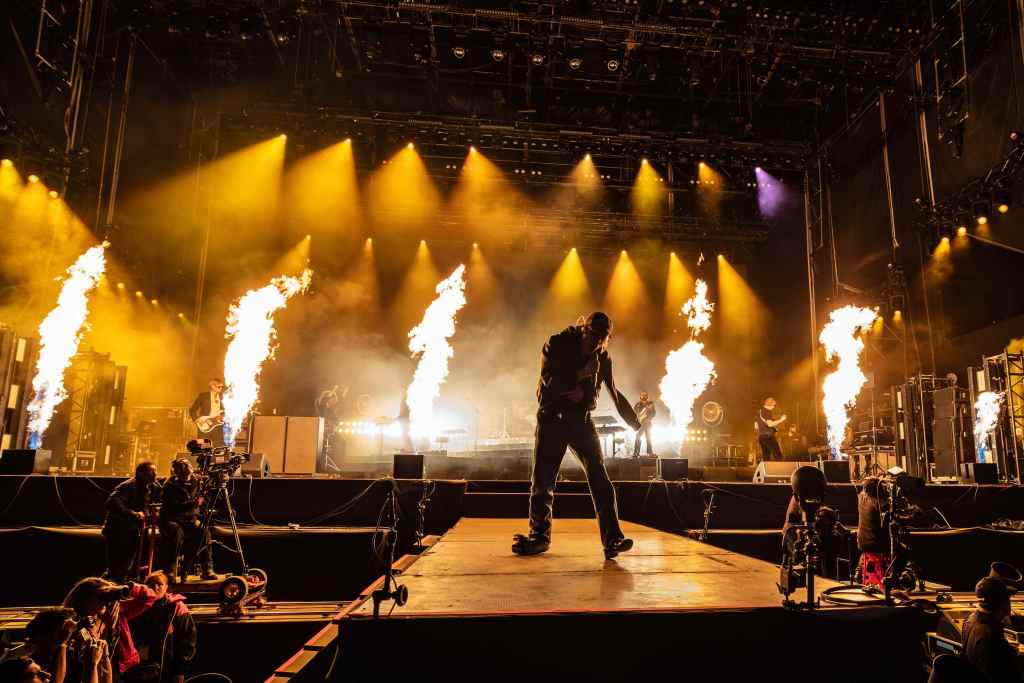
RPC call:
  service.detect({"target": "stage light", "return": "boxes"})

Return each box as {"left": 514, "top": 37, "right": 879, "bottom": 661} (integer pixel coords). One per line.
{"left": 941, "top": 236, "right": 950, "bottom": 244}
{"left": 755, "top": 166, "right": 762, "bottom": 172}
{"left": 957, "top": 226, "right": 968, "bottom": 237}
{"left": 151, "top": 299, "right": 158, "bottom": 305}
{"left": 28, "top": 174, "right": 39, "bottom": 183}
{"left": 453, "top": 46, "right": 466, "bottom": 59}
{"left": 585, "top": 153, "right": 591, "bottom": 161}
{"left": 1, "top": 159, "right": 11, "bottom": 167}
{"left": 606, "top": 59, "right": 620, "bottom": 72}
{"left": 531, "top": 54, "right": 545, "bottom": 65}
{"left": 469, "top": 146, "right": 477, "bottom": 153}
{"left": 999, "top": 203, "right": 1010, "bottom": 214}
{"left": 420, "top": 239, "right": 426, "bottom": 245}
{"left": 366, "top": 237, "right": 373, "bottom": 244}
{"left": 116, "top": 282, "right": 125, "bottom": 289}
{"left": 135, "top": 291, "right": 143, "bottom": 298}
{"left": 178, "top": 313, "right": 186, "bottom": 319}
{"left": 994, "top": 190, "right": 1011, "bottom": 213}
{"left": 491, "top": 49, "right": 506, "bottom": 62}
{"left": 344, "top": 138, "right": 351, "bottom": 144}
{"left": 641, "top": 158, "right": 648, "bottom": 165}
{"left": 279, "top": 134, "right": 287, "bottom": 140}
{"left": 621, "top": 249, "right": 627, "bottom": 255}
{"left": 407, "top": 142, "right": 414, "bottom": 149}
{"left": 569, "top": 57, "right": 582, "bottom": 70}
{"left": 48, "top": 190, "right": 59, "bottom": 199}
{"left": 698, "top": 161, "right": 705, "bottom": 168}
{"left": 571, "top": 247, "right": 577, "bottom": 252}
{"left": 305, "top": 234, "right": 311, "bottom": 240}
{"left": 974, "top": 201, "right": 990, "bottom": 225}
{"left": 472, "top": 242, "right": 478, "bottom": 248}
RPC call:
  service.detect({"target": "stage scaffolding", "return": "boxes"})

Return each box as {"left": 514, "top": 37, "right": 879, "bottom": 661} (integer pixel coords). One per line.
{"left": 969, "top": 353, "right": 1024, "bottom": 483}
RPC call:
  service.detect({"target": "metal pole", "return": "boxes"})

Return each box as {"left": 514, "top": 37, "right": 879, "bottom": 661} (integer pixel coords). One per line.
{"left": 967, "top": 232, "right": 1024, "bottom": 255}
{"left": 878, "top": 92, "right": 900, "bottom": 253}
{"left": 104, "top": 32, "right": 136, "bottom": 229}
{"left": 912, "top": 60, "right": 938, "bottom": 374}
{"left": 188, "top": 108, "right": 221, "bottom": 396}
{"left": 803, "top": 168, "right": 820, "bottom": 434}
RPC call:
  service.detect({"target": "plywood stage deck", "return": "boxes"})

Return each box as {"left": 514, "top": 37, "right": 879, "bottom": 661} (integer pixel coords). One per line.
{"left": 349, "top": 517, "right": 837, "bottom": 618}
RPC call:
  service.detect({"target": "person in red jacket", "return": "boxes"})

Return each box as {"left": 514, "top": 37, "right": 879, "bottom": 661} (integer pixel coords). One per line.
{"left": 125, "top": 572, "right": 197, "bottom": 683}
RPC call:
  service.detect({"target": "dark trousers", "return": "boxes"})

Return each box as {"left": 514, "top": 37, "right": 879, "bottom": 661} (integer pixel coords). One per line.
{"left": 758, "top": 434, "right": 783, "bottom": 461}
{"left": 103, "top": 527, "right": 140, "bottom": 583}
{"left": 633, "top": 424, "right": 653, "bottom": 457}
{"left": 529, "top": 413, "right": 623, "bottom": 548}
{"left": 158, "top": 517, "right": 212, "bottom": 579}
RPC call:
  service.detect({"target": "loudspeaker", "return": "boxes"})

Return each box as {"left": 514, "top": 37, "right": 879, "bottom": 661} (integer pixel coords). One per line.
{"left": 962, "top": 462, "right": 999, "bottom": 484}
{"left": 753, "top": 461, "right": 813, "bottom": 484}
{"left": 284, "top": 417, "right": 324, "bottom": 474}
{"left": 250, "top": 416, "right": 287, "bottom": 473}
{"left": 657, "top": 457, "right": 689, "bottom": 480}
{"left": 239, "top": 453, "right": 271, "bottom": 479}
{"left": 819, "top": 459, "right": 851, "bottom": 483}
{"left": 0, "top": 449, "right": 52, "bottom": 474}
{"left": 394, "top": 452, "right": 424, "bottom": 479}
{"left": 932, "top": 418, "right": 959, "bottom": 478}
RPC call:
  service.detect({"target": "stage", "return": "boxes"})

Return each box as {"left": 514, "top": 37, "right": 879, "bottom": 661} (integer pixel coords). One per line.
{"left": 271, "top": 518, "right": 938, "bottom": 682}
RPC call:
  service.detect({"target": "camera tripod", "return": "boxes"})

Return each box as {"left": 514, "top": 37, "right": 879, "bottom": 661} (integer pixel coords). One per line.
{"left": 371, "top": 482, "right": 409, "bottom": 617}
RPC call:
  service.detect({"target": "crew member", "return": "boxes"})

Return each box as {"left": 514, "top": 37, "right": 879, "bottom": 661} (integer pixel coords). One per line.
{"left": 158, "top": 459, "right": 214, "bottom": 583}
{"left": 961, "top": 576, "right": 1021, "bottom": 682}
{"left": 513, "top": 312, "right": 642, "bottom": 559}
{"left": 755, "top": 397, "right": 786, "bottom": 462}
{"left": 103, "top": 462, "right": 158, "bottom": 583}
{"left": 856, "top": 477, "right": 890, "bottom": 589}
{"left": 632, "top": 391, "right": 656, "bottom": 457}
{"left": 189, "top": 378, "right": 225, "bottom": 447}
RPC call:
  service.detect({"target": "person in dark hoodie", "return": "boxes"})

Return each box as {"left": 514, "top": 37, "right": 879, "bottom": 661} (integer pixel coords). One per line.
{"left": 103, "top": 462, "right": 159, "bottom": 583}
{"left": 513, "top": 312, "right": 642, "bottom": 559}
{"left": 124, "top": 572, "right": 196, "bottom": 683}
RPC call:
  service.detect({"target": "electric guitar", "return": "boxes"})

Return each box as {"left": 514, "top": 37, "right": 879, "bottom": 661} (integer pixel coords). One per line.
{"left": 637, "top": 404, "right": 654, "bottom": 425}
{"left": 194, "top": 412, "right": 224, "bottom": 434}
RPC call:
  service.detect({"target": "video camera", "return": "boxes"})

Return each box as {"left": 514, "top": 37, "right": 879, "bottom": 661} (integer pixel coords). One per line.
{"left": 876, "top": 466, "right": 925, "bottom": 597}
{"left": 186, "top": 439, "right": 250, "bottom": 478}
{"left": 778, "top": 465, "right": 828, "bottom": 606}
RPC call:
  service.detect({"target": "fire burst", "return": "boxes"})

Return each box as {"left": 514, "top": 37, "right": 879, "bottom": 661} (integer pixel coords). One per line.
{"left": 406, "top": 265, "right": 467, "bottom": 439}
{"left": 27, "top": 243, "right": 109, "bottom": 449}
{"left": 819, "top": 305, "right": 876, "bottom": 458}
{"left": 973, "top": 391, "right": 1003, "bottom": 463}
{"left": 659, "top": 279, "right": 716, "bottom": 439}
{"left": 222, "top": 269, "right": 312, "bottom": 446}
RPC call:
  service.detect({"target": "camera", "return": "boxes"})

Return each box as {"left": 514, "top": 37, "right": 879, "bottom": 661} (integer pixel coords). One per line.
{"left": 186, "top": 439, "right": 250, "bottom": 478}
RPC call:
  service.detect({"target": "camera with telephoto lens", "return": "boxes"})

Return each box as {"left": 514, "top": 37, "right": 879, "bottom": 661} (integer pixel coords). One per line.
{"left": 877, "top": 467, "right": 925, "bottom": 595}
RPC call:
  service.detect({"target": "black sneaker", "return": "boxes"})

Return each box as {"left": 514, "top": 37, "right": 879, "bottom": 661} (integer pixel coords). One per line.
{"left": 604, "top": 537, "right": 634, "bottom": 560}
{"left": 512, "top": 533, "right": 550, "bottom": 556}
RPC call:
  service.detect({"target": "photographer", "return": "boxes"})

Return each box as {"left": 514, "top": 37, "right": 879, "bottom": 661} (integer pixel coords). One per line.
{"left": 62, "top": 578, "right": 157, "bottom": 682}
{"left": 0, "top": 655, "right": 66, "bottom": 683}
{"left": 157, "top": 459, "right": 215, "bottom": 583}
{"left": 103, "top": 463, "right": 159, "bottom": 583}
{"left": 126, "top": 572, "right": 196, "bottom": 683}
{"left": 4, "top": 608, "right": 78, "bottom": 683}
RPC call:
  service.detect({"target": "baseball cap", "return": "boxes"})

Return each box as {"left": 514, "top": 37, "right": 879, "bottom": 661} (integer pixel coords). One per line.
{"left": 976, "top": 576, "right": 1017, "bottom": 609}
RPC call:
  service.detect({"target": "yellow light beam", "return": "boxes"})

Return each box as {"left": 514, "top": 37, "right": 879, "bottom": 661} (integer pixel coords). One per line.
{"left": 536, "top": 247, "right": 594, "bottom": 324}
{"left": 466, "top": 242, "right": 498, "bottom": 316}
{"left": 631, "top": 159, "right": 667, "bottom": 218}
{"left": 697, "top": 161, "right": 725, "bottom": 219}
{"left": 717, "top": 253, "right": 769, "bottom": 349}
{"left": 368, "top": 145, "right": 440, "bottom": 233}
{"left": 390, "top": 240, "right": 441, "bottom": 339}
{"left": 283, "top": 139, "right": 361, "bottom": 239}
{"left": 603, "top": 250, "right": 650, "bottom": 329}
{"left": 664, "top": 251, "right": 694, "bottom": 332}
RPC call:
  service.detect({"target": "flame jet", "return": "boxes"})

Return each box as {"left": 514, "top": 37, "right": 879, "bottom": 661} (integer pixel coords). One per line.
{"left": 26, "top": 242, "right": 109, "bottom": 448}
{"left": 973, "top": 391, "right": 1003, "bottom": 463}
{"left": 222, "top": 269, "right": 312, "bottom": 445}
{"left": 659, "top": 279, "right": 717, "bottom": 441}
{"left": 819, "top": 305, "right": 876, "bottom": 458}
{"left": 405, "top": 265, "right": 467, "bottom": 439}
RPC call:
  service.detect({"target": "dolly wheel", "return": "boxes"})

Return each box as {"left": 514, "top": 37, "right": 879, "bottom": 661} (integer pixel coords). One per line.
{"left": 247, "top": 568, "right": 268, "bottom": 589}
{"left": 395, "top": 584, "right": 409, "bottom": 607}
{"left": 219, "top": 576, "right": 249, "bottom": 604}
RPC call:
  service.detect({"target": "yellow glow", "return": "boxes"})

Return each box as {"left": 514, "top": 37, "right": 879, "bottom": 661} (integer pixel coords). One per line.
{"left": 451, "top": 146, "right": 529, "bottom": 241}
{"left": 604, "top": 249, "right": 649, "bottom": 328}
{"left": 927, "top": 235, "right": 953, "bottom": 283}
{"left": 998, "top": 203, "right": 1010, "bottom": 214}
{"left": 718, "top": 255, "right": 768, "bottom": 372}
{"left": 407, "top": 142, "right": 414, "bottom": 149}
{"left": 664, "top": 252, "right": 694, "bottom": 330}
{"left": 117, "top": 282, "right": 125, "bottom": 289}
{"left": 390, "top": 240, "right": 441, "bottom": 340}
{"left": 631, "top": 159, "right": 667, "bottom": 218}
{"left": 1, "top": 159, "right": 11, "bottom": 167}
{"left": 697, "top": 161, "right": 724, "bottom": 218}
{"left": 469, "top": 146, "right": 477, "bottom": 153}
{"left": 135, "top": 291, "right": 143, "bottom": 297}
{"left": 467, "top": 239, "right": 498, "bottom": 315}
{"left": 283, "top": 140, "right": 361, "bottom": 241}
{"left": 893, "top": 309, "right": 903, "bottom": 324}
{"left": 472, "top": 242, "right": 478, "bottom": 249}
{"left": 150, "top": 299, "right": 158, "bottom": 305}
{"left": 48, "top": 190, "right": 59, "bottom": 199}
{"left": 368, "top": 145, "right": 440, "bottom": 232}
{"left": 28, "top": 174, "right": 39, "bottom": 184}
{"left": 977, "top": 215, "right": 988, "bottom": 225}
{"left": 271, "top": 235, "right": 313, "bottom": 277}
{"left": 538, "top": 247, "right": 593, "bottom": 323}
{"left": 957, "top": 226, "right": 967, "bottom": 237}
{"left": 279, "top": 134, "right": 287, "bottom": 140}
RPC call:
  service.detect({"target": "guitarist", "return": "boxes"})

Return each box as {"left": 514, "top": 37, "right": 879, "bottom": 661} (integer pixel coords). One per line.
{"left": 632, "top": 391, "right": 656, "bottom": 457}
{"left": 189, "top": 378, "right": 226, "bottom": 447}
{"left": 755, "top": 396, "right": 786, "bottom": 462}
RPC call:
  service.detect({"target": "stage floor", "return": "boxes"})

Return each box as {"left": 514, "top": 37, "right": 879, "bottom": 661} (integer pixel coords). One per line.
{"left": 348, "top": 517, "right": 839, "bottom": 617}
